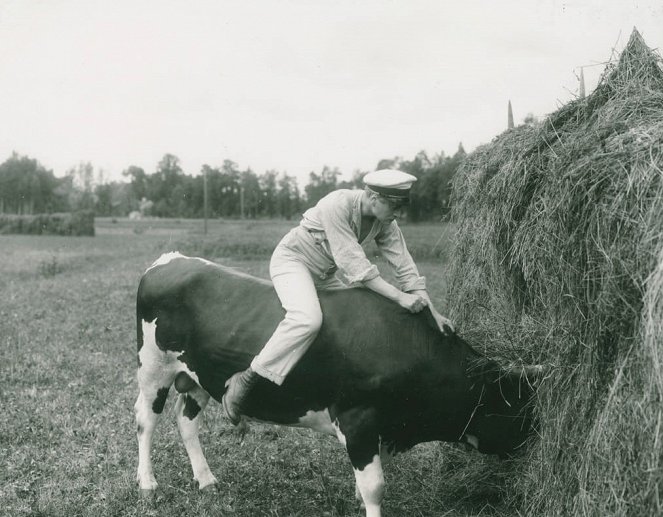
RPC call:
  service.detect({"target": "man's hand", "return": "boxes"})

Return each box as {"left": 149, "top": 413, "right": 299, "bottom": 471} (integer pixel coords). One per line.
{"left": 409, "top": 289, "right": 455, "bottom": 335}
{"left": 398, "top": 292, "right": 428, "bottom": 313}
{"left": 433, "top": 312, "right": 455, "bottom": 335}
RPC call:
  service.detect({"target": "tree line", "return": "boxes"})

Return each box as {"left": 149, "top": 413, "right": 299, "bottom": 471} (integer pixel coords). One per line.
{"left": 0, "top": 145, "right": 465, "bottom": 222}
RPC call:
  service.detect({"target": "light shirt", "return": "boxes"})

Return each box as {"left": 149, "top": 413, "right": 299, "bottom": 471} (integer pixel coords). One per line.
{"left": 284, "top": 189, "right": 425, "bottom": 292}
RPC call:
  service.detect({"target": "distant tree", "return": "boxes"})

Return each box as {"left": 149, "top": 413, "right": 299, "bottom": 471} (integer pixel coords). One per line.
{"left": 277, "top": 173, "right": 301, "bottom": 219}
{"left": 400, "top": 152, "right": 431, "bottom": 222}
{"left": 240, "top": 169, "right": 261, "bottom": 218}
{"left": 123, "top": 165, "right": 149, "bottom": 210}
{"left": 95, "top": 183, "right": 113, "bottom": 216}
{"left": 95, "top": 181, "right": 133, "bottom": 216}
{"left": 149, "top": 154, "right": 186, "bottom": 217}
{"left": 438, "top": 143, "right": 466, "bottom": 217}
{"left": 0, "top": 152, "right": 60, "bottom": 214}
{"left": 523, "top": 113, "right": 540, "bottom": 126}
{"left": 305, "top": 166, "right": 340, "bottom": 207}
{"left": 259, "top": 170, "right": 279, "bottom": 218}
{"left": 65, "top": 161, "right": 97, "bottom": 210}
{"left": 375, "top": 157, "right": 403, "bottom": 171}
{"left": 218, "top": 160, "right": 241, "bottom": 217}
{"left": 199, "top": 165, "right": 221, "bottom": 217}
{"left": 338, "top": 170, "right": 367, "bottom": 190}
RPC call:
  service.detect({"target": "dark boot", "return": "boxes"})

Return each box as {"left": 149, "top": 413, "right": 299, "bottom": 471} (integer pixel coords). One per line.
{"left": 222, "top": 367, "right": 261, "bottom": 425}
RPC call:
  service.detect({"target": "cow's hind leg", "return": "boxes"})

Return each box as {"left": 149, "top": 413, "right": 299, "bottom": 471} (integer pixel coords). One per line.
{"left": 134, "top": 382, "right": 171, "bottom": 490}
{"left": 174, "top": 377, "right": 218, "bottom": 490}
{"left": 135, "top": 319, "right": 177, "bottom": 491}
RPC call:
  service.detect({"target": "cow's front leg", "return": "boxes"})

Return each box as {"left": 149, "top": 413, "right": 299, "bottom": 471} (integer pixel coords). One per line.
{"left": 352, "top": 451, "right": 384, "bottom": 517}
{"left": 334, "top": 411, "right": 384, "bottom": 517}
{"left": 174, "top": 386, "right": 218, "bottom": 490}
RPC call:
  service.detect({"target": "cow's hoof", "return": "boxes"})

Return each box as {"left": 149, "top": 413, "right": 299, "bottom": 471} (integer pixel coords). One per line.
{"left": 200, "top": 482, "right": 218, "bottom": 493}
{"left": 139, "top": 488, "right": 157, "bottom": 499}
{"left": 137, "top": 475, "right": 158, "bottom": 492}
{"left": 198, "top": 475, "right": 219, "bottom": 491}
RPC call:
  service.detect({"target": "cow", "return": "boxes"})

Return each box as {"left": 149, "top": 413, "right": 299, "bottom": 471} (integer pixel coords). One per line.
{"left": 134, "top": 252, "right": 539, "bottom": 517}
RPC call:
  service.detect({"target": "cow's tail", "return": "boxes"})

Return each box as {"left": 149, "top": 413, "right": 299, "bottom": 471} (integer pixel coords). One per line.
{"left": 136, "top": 278, "right": 144, "bottom": 366}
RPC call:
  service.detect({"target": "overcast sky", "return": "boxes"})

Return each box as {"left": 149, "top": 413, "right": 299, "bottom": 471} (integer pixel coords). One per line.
{"left": 0, "top": 0, "right": 661, "bottom": 185}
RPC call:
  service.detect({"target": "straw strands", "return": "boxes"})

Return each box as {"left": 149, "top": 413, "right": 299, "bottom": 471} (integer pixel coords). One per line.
{"left": 448, "top": 29, "right": 663, "bottom": 515}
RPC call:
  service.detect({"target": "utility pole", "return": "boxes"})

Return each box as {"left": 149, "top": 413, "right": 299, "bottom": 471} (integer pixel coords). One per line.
{"left": 203, "top": 167, "right": 208, "bottom": 235}
{"left": 240, "top": 183, "right": 245, "bottom": 219}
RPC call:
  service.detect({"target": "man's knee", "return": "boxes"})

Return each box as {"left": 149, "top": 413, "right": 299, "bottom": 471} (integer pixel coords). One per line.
{"left": 290, "top": 308, "right": 323, "bottom": 335}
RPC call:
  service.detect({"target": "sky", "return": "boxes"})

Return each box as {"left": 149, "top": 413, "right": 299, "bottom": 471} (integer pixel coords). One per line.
{"left": 0, "top": 0, "right": 661, "bottom": 185}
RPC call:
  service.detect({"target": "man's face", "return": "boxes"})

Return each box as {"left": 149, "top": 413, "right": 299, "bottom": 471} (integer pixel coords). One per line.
{"left": 370, "top": 195, "right": 406, "bottom": 222}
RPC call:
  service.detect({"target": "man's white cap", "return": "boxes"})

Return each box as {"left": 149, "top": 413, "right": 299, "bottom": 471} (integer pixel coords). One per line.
{"left": 363, "top": 169, "right": 417, "bottom": 203}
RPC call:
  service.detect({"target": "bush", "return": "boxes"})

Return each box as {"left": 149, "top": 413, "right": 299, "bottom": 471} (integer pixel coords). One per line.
{"left": 448, "top": 30, "right": 663, "bottom": 515}
{"left": 37, "top": 255, "right": 64, "bottom": 277}
{"left": 0, "top": 211, "right": 95, "bottom": 236}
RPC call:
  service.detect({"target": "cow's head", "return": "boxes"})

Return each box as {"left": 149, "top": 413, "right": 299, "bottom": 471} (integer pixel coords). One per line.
{"left": 465, "top": 358, "right": 542, "bottom": 458}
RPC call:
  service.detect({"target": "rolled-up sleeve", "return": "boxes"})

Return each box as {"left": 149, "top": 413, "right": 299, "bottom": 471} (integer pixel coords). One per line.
{"left": 317, "top": 194, "right": 380, "bottom": 285}
{"left": 375, "top": 222, "right": 426, "bottom": 292}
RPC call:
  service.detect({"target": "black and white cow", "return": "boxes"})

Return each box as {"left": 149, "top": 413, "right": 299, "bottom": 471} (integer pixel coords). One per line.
{"left": 135, "top": 252, "right": 539, "bottom": 517}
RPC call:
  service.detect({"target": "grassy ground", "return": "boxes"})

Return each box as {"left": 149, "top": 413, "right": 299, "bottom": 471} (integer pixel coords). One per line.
{"left": 0, "top": 218, "right": 508, "bottom": 517}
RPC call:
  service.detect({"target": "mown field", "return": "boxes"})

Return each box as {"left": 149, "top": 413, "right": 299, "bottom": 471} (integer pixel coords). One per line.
{"left": 0, "top": 218, "right": 511, "bottom": 517}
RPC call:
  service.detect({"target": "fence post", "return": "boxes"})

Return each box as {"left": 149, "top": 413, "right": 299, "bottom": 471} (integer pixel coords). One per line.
{"left": 508, "top": 100, "right": 514, "bottom": 129}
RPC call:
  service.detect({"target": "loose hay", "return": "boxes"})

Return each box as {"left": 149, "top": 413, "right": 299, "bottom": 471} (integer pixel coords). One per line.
{"left": 448, "top": 29, "right": 663, "bottom": 515}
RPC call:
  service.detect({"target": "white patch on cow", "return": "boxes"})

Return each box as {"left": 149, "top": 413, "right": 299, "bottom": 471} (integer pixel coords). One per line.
{"left": 145, "top": 251, "right": 185, "bottom": 272}
{"left": 354, "top": 454, "right": 385, "bottom": 517}
{"left": 463, "top": 433, "right": 480, "bottom": 450}
{"left": 294, "top": 409, "right": 336, "bottom": 436}
{"left": 138, "top": 319, "right": 201, "bottom": 385}
{"left": 192, "top": 256, "right": 216, "bottom": 266}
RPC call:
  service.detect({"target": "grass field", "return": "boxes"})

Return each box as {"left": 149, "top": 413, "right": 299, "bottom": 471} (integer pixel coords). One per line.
{"left": 1, "top": 218, "right": 511, "bottom": 517}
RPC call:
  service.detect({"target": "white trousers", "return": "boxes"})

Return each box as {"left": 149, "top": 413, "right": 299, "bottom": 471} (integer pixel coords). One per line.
{"left": 250, "top": 241, "right": 345, "bottom": 385}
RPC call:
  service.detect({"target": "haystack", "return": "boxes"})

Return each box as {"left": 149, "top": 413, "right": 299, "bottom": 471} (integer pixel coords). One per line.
{"left": 448, "top": 29, "right": 663, "bottom": 515}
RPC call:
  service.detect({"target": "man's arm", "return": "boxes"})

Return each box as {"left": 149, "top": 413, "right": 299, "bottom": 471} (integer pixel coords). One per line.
{"left": 364, "top": 276, "right": 428, "bottom": 313}
{"left": 374, "top": 222, "right": 426, "bottom": 292}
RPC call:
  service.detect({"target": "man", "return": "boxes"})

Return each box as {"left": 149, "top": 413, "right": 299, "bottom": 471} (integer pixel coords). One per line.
{"left": 222, "top": 169, "right": 453, "bottom": 424}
